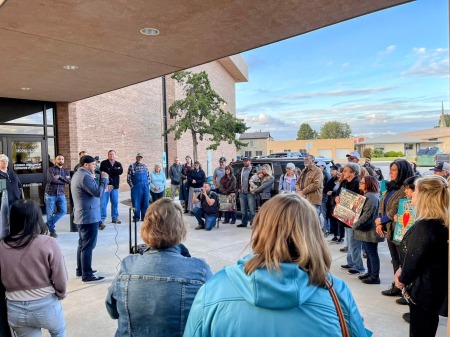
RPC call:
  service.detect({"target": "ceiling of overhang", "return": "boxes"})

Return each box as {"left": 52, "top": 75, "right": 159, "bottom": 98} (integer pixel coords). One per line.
{"left": 0, "top": 0, "right": 411, "bottom": 103}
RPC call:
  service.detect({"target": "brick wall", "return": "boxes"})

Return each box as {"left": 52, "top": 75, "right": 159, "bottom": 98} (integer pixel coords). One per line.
{"left": 56, "top": 59, "right": 239, "bottom": 192}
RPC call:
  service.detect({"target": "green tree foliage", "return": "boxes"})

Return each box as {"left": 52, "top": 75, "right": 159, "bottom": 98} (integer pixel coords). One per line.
{"left": 296, "top": 123, "right": 318, "bottom": 140}
{"left": 318, "top": 121, "right": 352, "bottom": 139}
{"left": 444, "top": 114, "right": 450, "bottom": 127}
{"left": 165, "top": 71, "right": 249, "bottom": 161}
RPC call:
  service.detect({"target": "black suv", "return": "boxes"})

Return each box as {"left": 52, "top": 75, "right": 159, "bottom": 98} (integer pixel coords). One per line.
{"left": 230, "top": 157, "right": 334, "bottom": 212}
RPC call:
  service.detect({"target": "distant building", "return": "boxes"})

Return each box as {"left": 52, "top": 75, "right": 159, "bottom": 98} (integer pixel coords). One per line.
{"left": 238, "top": 131, "right": 354, "bottom": 161}
{"left": 356, "top": 127, "right": 450, "bottom": 158}
{"left": 239, "top": 132, "right": 274, "bottom": 158}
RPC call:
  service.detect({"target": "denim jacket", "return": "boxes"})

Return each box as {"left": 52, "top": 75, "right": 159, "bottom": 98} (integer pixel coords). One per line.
{"left": 105, "top": 245, "right": 212, "bottom": 337}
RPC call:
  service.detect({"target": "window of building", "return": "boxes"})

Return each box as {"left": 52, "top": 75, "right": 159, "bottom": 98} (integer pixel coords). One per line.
{"left": 244, "top": 151, "right": 252, "bottom": 158}
{"left": 374, "top": 144, "right": 385, "bottom": 151}
{"left": 404, "top": 143, "right": 414, "bottom": 150}
{"left": 269, "top": 150, "right": 273, "bottom": 154}
{"left": 283, "top": 149, "right": 291, "bottom": 152}
{"left": 255, "top": 151, "right": 262, "bottom": 156}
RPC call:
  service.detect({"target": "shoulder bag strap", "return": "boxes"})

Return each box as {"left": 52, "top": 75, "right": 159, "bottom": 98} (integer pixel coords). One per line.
{"left": 325, "top": 279, "right": 350, "bottom": 337}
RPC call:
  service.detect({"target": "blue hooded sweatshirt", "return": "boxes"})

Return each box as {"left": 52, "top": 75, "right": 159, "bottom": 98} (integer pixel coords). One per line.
{"left": 184, "top": 255, "right": 370, "bottom": 337}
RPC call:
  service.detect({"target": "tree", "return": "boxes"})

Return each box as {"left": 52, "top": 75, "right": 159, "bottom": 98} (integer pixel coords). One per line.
{"left": 318, "top": 121, "right": 352, "bottom": 139}
{"left": 296, "top": 123, "right": 318, "bottom": 140}
{"left": 444, "top": 114, "right": 450, "bottom": 127}
{"left": 165, "top": 70, "right": 249, "bottom": 161}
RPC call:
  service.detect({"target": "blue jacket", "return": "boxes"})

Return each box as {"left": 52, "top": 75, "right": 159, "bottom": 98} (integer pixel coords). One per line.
{"left": 70, "top": 168, "right": 108, "bottom": 225}
{"left": 106, "top": 245, "right": 212, "bottom": 337}
{"left": 149, "top": 171, "right": 166, "bottom": 193}
{"left": 184, "top": 255, "right": 370, "bottom": 337}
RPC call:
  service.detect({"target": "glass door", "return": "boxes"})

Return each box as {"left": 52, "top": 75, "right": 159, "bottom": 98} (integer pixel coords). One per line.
{"left": 7, "top": 137, "right": 46, "bottom": 207}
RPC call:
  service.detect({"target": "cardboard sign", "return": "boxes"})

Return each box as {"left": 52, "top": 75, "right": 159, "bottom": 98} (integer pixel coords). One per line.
{"left": 332, "top": 188, "right": 366, "bottom": 228}
{"left": 393, "top": 198, "right": 415, "bottom": 242}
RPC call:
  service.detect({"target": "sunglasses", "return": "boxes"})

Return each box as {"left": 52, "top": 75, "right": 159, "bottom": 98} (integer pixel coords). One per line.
{"left": 348, "top": 156, "right": 356, "bottom": 160}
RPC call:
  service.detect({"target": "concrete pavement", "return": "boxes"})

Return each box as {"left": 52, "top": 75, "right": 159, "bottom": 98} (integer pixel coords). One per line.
{"left": 46, "top": 191, "right": 446, "bottom": 337}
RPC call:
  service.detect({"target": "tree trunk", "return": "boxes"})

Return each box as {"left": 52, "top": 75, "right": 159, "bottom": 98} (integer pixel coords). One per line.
{"left": 192, "top": 131, "right": 198, "bottom": 162}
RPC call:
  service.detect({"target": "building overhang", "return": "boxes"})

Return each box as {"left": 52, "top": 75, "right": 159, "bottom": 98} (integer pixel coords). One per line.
{"left": 0, "top": 0, "right": 411, "bottom": 102}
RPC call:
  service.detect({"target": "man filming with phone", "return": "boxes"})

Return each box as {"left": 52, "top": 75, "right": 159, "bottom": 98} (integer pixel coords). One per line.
{"left": 192, "top": 182, "right": 219, "bottom": 231}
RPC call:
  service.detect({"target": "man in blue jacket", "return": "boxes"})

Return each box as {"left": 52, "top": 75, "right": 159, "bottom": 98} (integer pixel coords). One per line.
{"left": 71, "top": 155, "right": 110, "bottom": 283}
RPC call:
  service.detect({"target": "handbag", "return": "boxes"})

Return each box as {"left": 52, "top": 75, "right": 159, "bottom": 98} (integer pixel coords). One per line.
{"left": 325, "top": 279, "right": 350, "bottom": 337}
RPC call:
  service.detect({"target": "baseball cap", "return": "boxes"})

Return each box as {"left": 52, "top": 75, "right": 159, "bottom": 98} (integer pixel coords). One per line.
{"left": 431, "top": 162, "right": 450, "bottom": 172}
{"left": 286, "top": 162, "right": 295, "bottom": 170}
{"left": 242, "top": 156, "right": 250, "bottom": 161}
{"left": 136, "top": 152, "right": 144, "bottom": 158}
{"left": 346, "top": 151, "right": 361, "bottom": 160}
{"left": 219, "top": 157, "right": 226, "bottom": 162}
{"left": 330, "top": 165, "right": 339, "bottom": 170}
{"left": 317, "top": 161, "right": 326, "bottom": 167}
{"left": 80, "top": 155, "right": 95, "bottom": 165}
{"left": 94, "top": 156, "right": 101, "bottom": 161}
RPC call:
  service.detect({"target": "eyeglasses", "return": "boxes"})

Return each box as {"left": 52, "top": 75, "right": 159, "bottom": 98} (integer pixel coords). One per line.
{"left": 348, "top": 156, "right": 356, "bottom": 160}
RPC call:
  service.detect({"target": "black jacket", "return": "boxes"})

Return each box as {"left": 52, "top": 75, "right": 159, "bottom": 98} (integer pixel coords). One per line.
{"left": 0, "top": 170, "right": 22, "bottom": 205}
{"left": 399, "top": 219, "right": 448, "bottom": 314}
{"left": 188, "top": 169, "right": 206, "bottom": 188}
{"left": 100, "top": 160, "right": 123, "bottom": 189}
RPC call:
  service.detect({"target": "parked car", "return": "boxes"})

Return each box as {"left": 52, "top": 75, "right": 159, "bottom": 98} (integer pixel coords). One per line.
{"left": 435, "top": 153, "right": 450, "bottom": 164}
{"left": 230, "top": 156, "right": 334, "bottom": 213}
{"left": 265, "top": 151, "right": 307, "bottom": 158}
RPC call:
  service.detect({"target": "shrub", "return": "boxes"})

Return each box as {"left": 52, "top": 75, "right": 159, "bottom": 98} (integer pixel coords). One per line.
{"left": 372, "top": 149, "right": 384, "bottom": 158}
{"left": 362, "top": 148, "right": 372, "bottom": 158}
{"left": 384, "top": 151, "right": 404, "bottom": 157}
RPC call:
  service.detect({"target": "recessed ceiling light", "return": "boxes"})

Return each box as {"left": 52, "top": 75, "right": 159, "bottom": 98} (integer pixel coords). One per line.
{"left": 21, "top": 87, "right": 32, "bottom": 91}
{"left": 63, "top": 65, "right": 78, "bottom": 70}
{"left": 0, "top": 0, "right": 8, "bottom": 9}
{"left": 140, "top": 28, "right": 159, "bottom": 36}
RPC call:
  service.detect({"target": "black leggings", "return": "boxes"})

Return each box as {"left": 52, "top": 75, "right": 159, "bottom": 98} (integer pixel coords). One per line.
{"left": 387, "top": 239, "right": 401, "bottom": 274}
{"left": 330, "top": 217, "right": 345, "bottom": 238}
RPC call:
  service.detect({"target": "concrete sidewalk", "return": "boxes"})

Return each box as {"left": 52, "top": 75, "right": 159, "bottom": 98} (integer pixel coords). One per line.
{"left": 47, "top": 191, "right": 446, "bottom": 337}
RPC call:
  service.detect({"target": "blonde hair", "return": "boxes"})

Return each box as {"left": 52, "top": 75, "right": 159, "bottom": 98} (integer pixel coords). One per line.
{"left": 359, "top": 167, "right": 367, "bottom": 181}
{"left": 414, "top": 175, "right": 449, "bottom": 227}
{"left": 140, "top": 198, "right": 187, "bottom": 248}
{"left": 245, "top": 193, "right": 331, "bottom": 286}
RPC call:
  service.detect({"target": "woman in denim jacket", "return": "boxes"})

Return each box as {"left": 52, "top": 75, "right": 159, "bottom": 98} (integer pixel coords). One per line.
{"left": 106, "top": 198, "right": 212, "bottom": 337}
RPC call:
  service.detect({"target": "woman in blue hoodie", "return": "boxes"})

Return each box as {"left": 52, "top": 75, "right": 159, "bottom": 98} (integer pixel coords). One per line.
{"left": 184, "top": 193, "right": 370, "bottom": 337}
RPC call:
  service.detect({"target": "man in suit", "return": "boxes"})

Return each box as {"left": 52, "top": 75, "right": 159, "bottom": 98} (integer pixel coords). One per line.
{"left": 100, "top": 150, "right": 124, "bottom": 227}
{"left": 71, "top": 155, "right": 110, "bottom": 283}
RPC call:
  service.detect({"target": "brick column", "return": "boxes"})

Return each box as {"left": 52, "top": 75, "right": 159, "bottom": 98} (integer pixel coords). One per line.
{"left": 56, "top": 102, "right": 79, "bottom": 169}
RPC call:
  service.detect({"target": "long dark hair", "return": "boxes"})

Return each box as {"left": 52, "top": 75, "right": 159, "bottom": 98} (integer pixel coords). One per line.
{"left": 4, "top": 199, "right": 47, "bottom": 249}
{"left": 386, "top": 159, "right": 414, "bottom": 191}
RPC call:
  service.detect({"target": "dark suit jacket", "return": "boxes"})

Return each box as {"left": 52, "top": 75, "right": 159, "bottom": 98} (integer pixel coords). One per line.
{"left": 100, "top": 160, "right": 123, "bottom": 189}
{"left": 71, "top": 168, "right": 108, "bottom": 225}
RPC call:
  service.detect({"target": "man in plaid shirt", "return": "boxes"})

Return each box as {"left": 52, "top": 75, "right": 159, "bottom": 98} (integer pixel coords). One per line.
{"left": 45, "top": 154, "right": 71, "bottom": 238}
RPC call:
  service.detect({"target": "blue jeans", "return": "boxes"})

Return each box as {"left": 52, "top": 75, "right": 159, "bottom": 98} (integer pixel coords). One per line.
{"left": 320, "top": 202, "right": 330, "bottom": 230}
{"left": 224, "top": 211, "right": 236, "bottom": 222}
{"left": 7, "top": 294, "right": 65, "bottom": 337}
{"left": 45, "top": 194, "right": 67, "bottom": 233}
{"left": 101, "top": 188, "right": 119, "bottom": 221}
{"left": 345, "top": 227, "right": 365, "bottom": 272}
{"left": 363, "top": 241, "right": 380, "bottom": 279}
{"left": 76, "top": 222, "right": 99, "bottom": 280}
{"left": 193, "top": 207, "right": 217, "bottom": 231}
{"left": 239, "top": 192, "right": 256, "bottom": 226}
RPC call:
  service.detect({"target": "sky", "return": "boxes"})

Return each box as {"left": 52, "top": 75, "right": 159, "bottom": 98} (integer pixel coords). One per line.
{"left": 236, "top": 0, "right": 449, "bottom": 140}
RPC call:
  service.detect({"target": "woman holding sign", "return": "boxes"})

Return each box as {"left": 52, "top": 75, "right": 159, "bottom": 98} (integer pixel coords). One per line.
{"left": 394, "top": 175, "right": 449, "bottom": 337}
{"left": 353, "top": 176, "right": 381, "bottom": 284}
{"left": 375, "top": 159, "right": 413, "bottom": 296}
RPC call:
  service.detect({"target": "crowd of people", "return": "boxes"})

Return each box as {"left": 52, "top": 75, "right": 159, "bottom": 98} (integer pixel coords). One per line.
{"left": 0, "top": 148, "right": 448, "bottom": 336}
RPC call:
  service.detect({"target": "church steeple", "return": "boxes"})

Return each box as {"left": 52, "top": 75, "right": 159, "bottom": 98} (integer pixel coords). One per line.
{"left": 438, "top": 101, "right": 446, "bottom": 127}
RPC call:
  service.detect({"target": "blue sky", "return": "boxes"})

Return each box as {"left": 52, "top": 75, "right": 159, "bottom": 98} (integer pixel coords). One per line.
{"left": 236, "top": 0, "right": 449, "bottom": 140}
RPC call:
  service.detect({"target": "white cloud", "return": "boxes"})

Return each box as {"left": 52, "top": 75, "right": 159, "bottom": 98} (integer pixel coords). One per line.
{"left": 403, "top": 47, "right": 449, "bottom": 77}
{"left": 341, "top": 63, "right": 350, "bottom": 68}
{"left": 379, "top": 45, "right": 396, "bottom": 56}
{"left": 282, "top": 86, "right": 397, "bottom": 99}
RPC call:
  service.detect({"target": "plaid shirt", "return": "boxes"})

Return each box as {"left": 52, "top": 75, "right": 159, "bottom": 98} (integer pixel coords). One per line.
{"left": 45, "top": 165, "right": 71, "bottom": 196}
